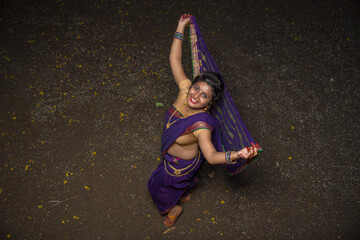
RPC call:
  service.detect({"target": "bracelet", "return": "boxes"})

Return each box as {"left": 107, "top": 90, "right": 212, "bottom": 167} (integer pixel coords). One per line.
{"left": 225, "top": 151, "right": 234, "bottom": 164}
{"left": 173, "top": 32, "right": 184, "bottom": 41}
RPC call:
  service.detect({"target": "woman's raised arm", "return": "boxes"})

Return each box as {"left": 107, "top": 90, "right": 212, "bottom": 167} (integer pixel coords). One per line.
{"left": 170, "top": 14, "right": 191, "bottom": 87}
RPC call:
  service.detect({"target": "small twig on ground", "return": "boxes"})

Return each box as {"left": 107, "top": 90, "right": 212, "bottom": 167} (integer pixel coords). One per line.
{"left": 163, "top": 227, "right": 176, "bottom": 234}
{"left": 47, "top": 196, "right": 78, "bottom": 210}
{"left": 134, "top": 88, "right": 145, "bottom": 102}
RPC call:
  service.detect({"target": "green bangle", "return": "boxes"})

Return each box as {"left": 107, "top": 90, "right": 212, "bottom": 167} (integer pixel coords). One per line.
{"left": 174, "top": 32, "right": 184, "bottom": 41}
{"left": 225, "top": 151, "right": 231, "bottom": 164}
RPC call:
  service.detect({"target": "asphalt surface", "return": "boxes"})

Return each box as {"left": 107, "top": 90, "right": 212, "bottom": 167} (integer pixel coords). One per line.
{"left": 0, "top": 0, "right": 359, "bottom": 239}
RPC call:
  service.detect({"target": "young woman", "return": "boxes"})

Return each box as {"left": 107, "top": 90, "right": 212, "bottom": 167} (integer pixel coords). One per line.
{"left": 148, "top": 14, "right": 260, "bottom": 227}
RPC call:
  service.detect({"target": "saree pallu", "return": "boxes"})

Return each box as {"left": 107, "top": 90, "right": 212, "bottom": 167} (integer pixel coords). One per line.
{"left": 189, "top": 16, "right": 262, "bottom": 175}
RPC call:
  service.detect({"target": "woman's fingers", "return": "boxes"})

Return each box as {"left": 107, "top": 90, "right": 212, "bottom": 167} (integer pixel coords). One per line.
{"left": 181, "top": 13, "right": 191, "bottom": 19}
{"left": 247, "top": 146, "right": 258, "bottom": 159}
{"left": 236, "top": 146, "right": 259, "bottom": 160}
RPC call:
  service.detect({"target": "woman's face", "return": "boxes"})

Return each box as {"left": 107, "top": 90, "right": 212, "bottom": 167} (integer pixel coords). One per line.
{"left": 187, "top": 81, "right": 213, "bottom": 110}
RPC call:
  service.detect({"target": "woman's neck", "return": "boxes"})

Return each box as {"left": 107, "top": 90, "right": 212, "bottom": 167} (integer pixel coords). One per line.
{"left": 183, "top": 103, "right": 205, "bottom": 117}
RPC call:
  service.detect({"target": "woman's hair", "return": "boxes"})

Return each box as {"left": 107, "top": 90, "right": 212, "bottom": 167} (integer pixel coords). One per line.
{"left": 191, "top": 71, "right": 224, "bottom": 103}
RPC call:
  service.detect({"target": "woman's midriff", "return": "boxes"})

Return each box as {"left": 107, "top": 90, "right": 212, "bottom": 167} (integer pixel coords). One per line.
{"left": 167, "top": 132, "right": 199, "bottom": 160}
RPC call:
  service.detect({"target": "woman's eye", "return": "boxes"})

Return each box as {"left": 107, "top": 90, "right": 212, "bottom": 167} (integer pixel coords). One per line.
{"left": 202, "top": 93, "right": 208, "bottom": 98}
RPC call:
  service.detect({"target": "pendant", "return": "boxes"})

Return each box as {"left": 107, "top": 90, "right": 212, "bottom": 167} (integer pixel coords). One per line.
{"left": 174, "top": 169, "right": 181, "bottom": 175}
{"left": 166, "top": 123, "right": 170, "bottom": 129}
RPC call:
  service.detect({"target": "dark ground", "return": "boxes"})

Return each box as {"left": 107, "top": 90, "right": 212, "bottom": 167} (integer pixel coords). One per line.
{"left": 1, "top": 0, "right": 359, "bottom": 239}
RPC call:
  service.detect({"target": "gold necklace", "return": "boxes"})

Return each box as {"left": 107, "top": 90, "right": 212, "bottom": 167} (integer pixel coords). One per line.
{"left": 184, "top": 102, "right": 198, "bottom": 113}
{"left": 166, "top": 103, "right": 205, "bottom": 129}
{"left": 184, "top": 103, "right": 205, "bottom": 117}
{"left": 166, "top": 105, "right": 181, "bottom": 129}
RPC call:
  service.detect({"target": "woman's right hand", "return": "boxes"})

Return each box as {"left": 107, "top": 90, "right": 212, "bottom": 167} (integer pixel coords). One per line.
{"left": 235, "top": 143, "right": 260, "bottom": 160}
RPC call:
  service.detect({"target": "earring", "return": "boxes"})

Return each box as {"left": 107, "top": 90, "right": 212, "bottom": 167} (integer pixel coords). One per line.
{"left": 204, "top": 105, "right": 209, "bottom": 111}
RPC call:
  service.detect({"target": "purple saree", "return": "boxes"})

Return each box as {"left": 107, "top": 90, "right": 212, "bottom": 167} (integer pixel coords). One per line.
{"left": 148, "top": 16, "right": 261, "bottom": 214}
{"left": 148, "top": 106, "right": 217, "bottom": 214}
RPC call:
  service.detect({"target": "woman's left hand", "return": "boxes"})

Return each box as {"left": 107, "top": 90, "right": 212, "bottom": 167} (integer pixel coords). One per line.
{"left": 178, "top": 14, "right": 191, "bottom": 27}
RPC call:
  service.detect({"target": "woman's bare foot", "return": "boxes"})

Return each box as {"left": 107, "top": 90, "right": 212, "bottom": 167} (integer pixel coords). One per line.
{"left": 164, "top": 205, "right": 183, "bottom": 227}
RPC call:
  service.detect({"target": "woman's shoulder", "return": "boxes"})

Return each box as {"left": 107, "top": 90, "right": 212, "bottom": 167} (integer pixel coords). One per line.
{"left": 173, "top": 79, "right": 191, "bottom": 107}
{"left": 187, "top": 112, "right": 216, "bottom": 127}
{"left": 178, "top": 79, "right": 191, "bottom": 90}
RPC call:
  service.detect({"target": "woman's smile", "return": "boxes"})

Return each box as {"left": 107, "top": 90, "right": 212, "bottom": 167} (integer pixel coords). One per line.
{"left": 190, "top": 96, "right": 198, "bottom": 104}
{"left": 187, "top": 81, "right": 213, "bottom": 109}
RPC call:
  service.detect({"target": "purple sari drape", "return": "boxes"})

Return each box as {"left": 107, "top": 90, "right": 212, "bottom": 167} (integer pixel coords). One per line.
{"left": 190, "top": 16, "right": 261, "bottom": 175}
{"left": 148, "top": 106, "right": 218, "bottom": 213}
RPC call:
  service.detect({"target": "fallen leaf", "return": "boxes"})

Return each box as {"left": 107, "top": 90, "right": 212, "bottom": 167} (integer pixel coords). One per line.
{"left": 155, "top": 102, "right": 164, "bottom": 107}
{"left": 208, "top": 171, "right": 215, "bottom": 178}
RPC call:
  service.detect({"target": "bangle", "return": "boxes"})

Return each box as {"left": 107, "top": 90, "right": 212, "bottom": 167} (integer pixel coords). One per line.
{"left": 225, "top": 151, "right": 233, "bottom": 164}
{"left": 174, "top": 32, "right": 184, "bottom": 41}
